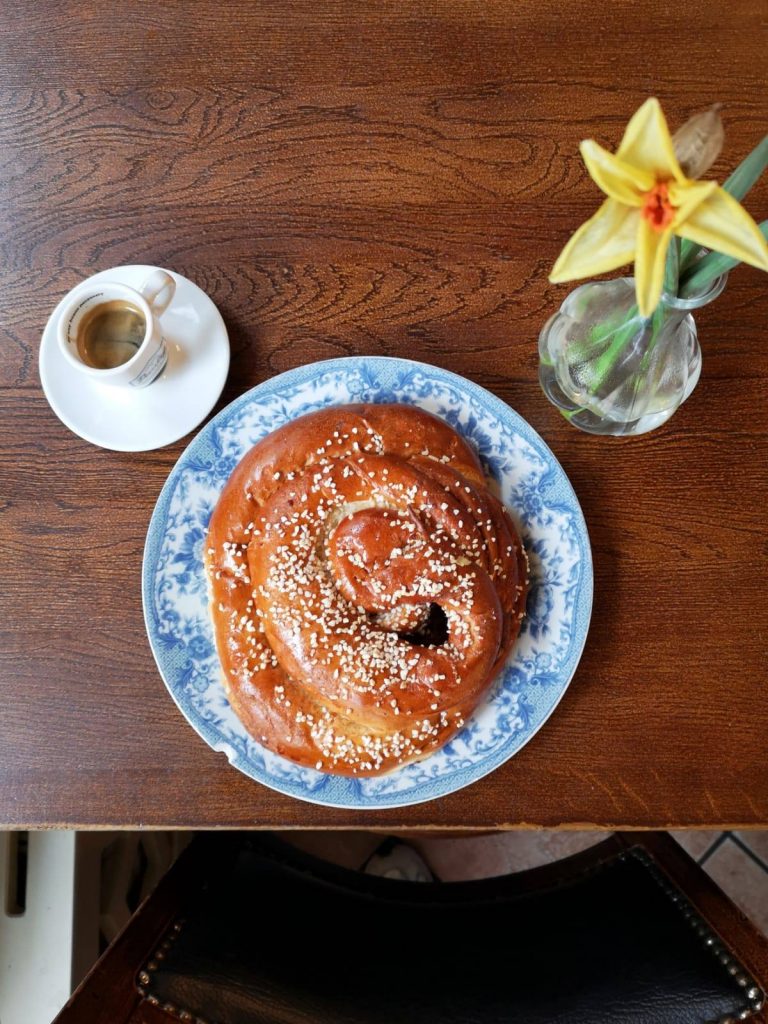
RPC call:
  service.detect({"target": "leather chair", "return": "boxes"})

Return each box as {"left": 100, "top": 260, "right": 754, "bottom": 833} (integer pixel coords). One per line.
{"left": 54, "top": 832, "right": 768, "bottom": 1024}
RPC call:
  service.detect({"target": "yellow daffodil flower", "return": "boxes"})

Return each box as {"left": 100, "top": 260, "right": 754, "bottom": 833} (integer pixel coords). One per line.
{"left": 550, "top": 98, "right": 768, "bottom": 316}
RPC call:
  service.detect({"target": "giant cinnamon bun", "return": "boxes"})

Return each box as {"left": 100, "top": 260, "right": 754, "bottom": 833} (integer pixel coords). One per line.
{"left": 206, "top": 403, "right": 528, "bottom": 776}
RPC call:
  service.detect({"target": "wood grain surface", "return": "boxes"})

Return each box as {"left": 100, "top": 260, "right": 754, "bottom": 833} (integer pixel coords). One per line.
{"left": 1, "top": 0, "right": 767, "bottom": 828}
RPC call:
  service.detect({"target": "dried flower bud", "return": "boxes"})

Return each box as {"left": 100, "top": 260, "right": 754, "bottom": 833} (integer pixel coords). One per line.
{"left": 673, "top": 104, "right": 725, "bottom": 179}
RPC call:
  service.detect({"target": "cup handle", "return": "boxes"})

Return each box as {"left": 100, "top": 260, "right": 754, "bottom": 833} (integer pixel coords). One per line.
{"left": 139, "top": 269, "right": 176, "bottom": 317}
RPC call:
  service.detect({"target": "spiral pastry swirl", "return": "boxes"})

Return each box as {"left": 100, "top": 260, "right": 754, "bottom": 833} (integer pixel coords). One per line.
{"left": 206, "top": 404, "right": 528, "bottom": 776}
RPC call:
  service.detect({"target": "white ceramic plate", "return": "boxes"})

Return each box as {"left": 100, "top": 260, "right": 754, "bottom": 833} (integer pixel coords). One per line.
{"left": 39, "top": 265, "right": 229, "bottom": 451}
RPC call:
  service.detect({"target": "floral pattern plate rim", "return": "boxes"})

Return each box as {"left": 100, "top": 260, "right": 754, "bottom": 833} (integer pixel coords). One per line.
{"left": 142, "top": 356, "right": 593, "bottom": 809}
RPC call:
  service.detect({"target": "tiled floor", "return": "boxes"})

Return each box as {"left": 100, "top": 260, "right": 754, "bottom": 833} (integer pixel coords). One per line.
{"left": 279, "top": 829, "right": 768, "bottom": 936}
{"left": 673, "top": 830, "right": 768, "bottom": 935}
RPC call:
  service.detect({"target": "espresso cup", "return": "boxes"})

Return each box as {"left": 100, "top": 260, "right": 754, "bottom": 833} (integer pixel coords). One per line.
{"left": 57, "top": 269, "right": 176, "bottom": 388}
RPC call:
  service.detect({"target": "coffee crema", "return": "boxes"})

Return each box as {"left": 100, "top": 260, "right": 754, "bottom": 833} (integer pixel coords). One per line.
{"left": 76, "top": 300, "right": 146, "bottom": 370}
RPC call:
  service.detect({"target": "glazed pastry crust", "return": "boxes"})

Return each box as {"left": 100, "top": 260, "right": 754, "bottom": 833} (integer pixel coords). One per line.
{"left": 206, "top": 404, "right": 528, "bottom": 776}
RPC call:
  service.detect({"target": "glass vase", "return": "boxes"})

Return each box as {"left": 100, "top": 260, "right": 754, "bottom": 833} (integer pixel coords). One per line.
{"left": 538, "top": 274, "right": 727, "bottom": 436}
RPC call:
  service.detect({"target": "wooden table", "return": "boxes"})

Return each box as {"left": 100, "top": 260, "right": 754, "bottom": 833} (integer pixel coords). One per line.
{"left": 1, "top": 0, "right": 766, "bottom": 830}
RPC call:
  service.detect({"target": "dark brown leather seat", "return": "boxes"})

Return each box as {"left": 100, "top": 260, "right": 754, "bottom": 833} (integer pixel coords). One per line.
{"left": 56, "top": 833, "right": 768, "bottom": 1024}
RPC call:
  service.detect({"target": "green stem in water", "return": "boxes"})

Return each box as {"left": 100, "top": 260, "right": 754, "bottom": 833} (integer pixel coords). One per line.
{"left": 586, "top": 240, "right": 679, "bottom": 397}
{"left": 588, "top": 312, "right": 640, "bottom": 385}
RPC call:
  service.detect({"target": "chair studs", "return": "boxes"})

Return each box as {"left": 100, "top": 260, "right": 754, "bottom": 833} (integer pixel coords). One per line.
{"left": 631, "top": 846, "right": 762, "bottom": 1017}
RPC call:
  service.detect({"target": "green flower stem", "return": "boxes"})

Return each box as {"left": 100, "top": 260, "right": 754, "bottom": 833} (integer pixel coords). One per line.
{"left": 680, "top": 133, "right": 768, "bottom": 272}
{"left": 680, "top": 253, "right": 738, "bottom": 296}
{"left": 663, "top": 236, "right": 680, "bottom": 296}
{"left": 721, "top": 133, "right": 768, "bottom": 201}
{"left": 679, "top": 219, "right": 768, "bottom": 297}
{"left": 585, "top": 240, "right": 679, "bottom": 396}
{"left": 588, "top": 311, "right": 640, "bottom": 383}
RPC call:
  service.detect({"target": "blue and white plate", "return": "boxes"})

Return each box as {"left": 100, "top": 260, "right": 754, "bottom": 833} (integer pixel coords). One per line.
{"left": 142, "top": 357, "right": 592, "bottom": 809}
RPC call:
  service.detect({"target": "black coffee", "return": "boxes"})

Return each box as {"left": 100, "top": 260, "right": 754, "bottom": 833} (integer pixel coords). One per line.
{"left": 77, "top": 300, "right": 146, "bottom": 369}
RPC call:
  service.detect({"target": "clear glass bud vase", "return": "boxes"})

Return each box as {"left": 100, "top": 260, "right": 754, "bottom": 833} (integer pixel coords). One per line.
{"left": 538, "top": 274, "right": 727, "bottom": 436}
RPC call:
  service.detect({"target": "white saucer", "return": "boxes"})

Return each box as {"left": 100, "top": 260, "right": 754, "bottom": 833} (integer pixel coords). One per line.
{"left": 39, "top": 265, "right": 230, "bottom": 451}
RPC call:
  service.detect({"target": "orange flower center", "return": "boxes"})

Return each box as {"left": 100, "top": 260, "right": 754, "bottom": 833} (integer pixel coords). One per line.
{"left": 641, "top": 182, "right": 676, "bottom": 231}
